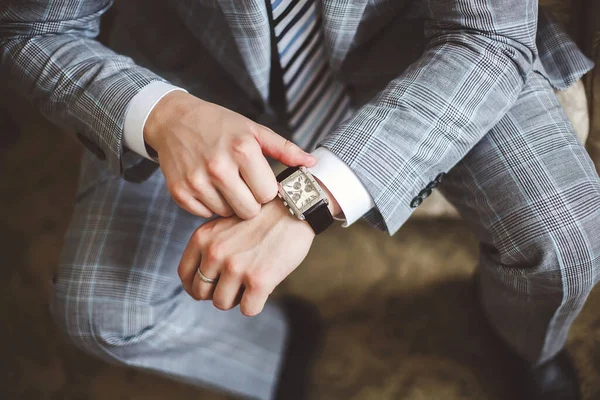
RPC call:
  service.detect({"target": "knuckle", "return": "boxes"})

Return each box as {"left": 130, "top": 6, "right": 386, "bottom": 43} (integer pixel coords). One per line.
{"left": 220, "top": 207, "right": 234, "bottom": 218}
{"left": 177, "top": 264, "right": 185, "bottom": 280}
{"left": 257, "top": 181, "right": 278, "bottom": 204}
{"left": 188, "top": 292, "right": 203, "bottom": 301}
{"left": 231, "top": 137, "right": 256, "bottom": 160}
{"left": 245, "top": 273, "right": 267, "bottom": 293}
{"left": 197, "top": 289, "right": 212, "bottom": 301}
{"left": 260, "top": 126, "right": 275, "bottom": 138}
{"left": 191, "top": 286, "right": 202, "bottom": 301}
{"left": 198, "top": 293, "right": 210, "bottom": 302}
{"left": 246, "top": 122, "right": 261, "bottom": 138}
{"left": 168, "top": 181, "right": 188, "bottom": 202}
{"left": 283, "top": 139, "right": 295, "bottom": 152}
{"left": 197, "top": 208, "right": 214, "bottom": 219}
{"left": 249, "top": 205, "right": 261, "bottom": 218}
{"left": 185, "top": 171, "right": 205, "bottom": 191}
{"left": 224, "top": 258, "right": 244, "bottom": 277}
{"left": 241, "top": 308, "right": 258, "bottom": 317}
{"left": 182, "top": 199, "right": 205, "bottom": 215}
{"left": 205, "top": 157, "right": 229, "bottom": 181}
{"left": 193, "top": 292, "right": 204, "bottom": 301}
{"left": 213, "top": 300, "right": 231, "bottom": 311}
{"left": 239, "top": 202, "right": 261, "bottom": 220}
{"left": 205, "top": 242, "right": 224, "bottom": 263}
{"left": 192, "top": 226, "right": 209, "bottom": 247}
{"left": 213, "top": 202, "right": 233, "bottom": 217}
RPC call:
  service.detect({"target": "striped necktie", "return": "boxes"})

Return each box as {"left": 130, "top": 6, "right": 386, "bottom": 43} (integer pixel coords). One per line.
{"left": 266, "top": 0, "right": 351, "bottom": 151}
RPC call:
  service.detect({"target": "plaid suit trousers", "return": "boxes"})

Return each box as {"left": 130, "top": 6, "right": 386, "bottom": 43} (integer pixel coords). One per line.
{"left": 52, "top": 154, "right": 289, "bottom": 400}
{"left": 52, "top": 71, "right": 600, "bottom": 399}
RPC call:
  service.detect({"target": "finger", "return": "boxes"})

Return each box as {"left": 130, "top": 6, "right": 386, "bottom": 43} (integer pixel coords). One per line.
{"left": 240, "top": 288, "right": 270, "bottom": 317}
{"left": 218, "top": 287, "right": 244, "bottom": 310}
{"left": 194, "top": 185, "right": 234, "bottom": 218}
{"left": 212, "top": 269, "right": 243, "bottom": 311}
{"left": 173, "top": 191, "right": 213, "bottom": 218}
{"left": 178, "top": 231, "right": 206, "bottom": 298}
{"left": 234, "top": 286, "right": 244, "bottom": 307}
{"left": 218, "top": 175, "right": 261, "bottom": 220}
{"left": 192, "top": 268, "right": 217, "bottom": 301}
{"left": 239, "top": 154, "right": 278, "bottom": 204}
{"left": 255, "top": 128, "right": 316, "bottom": 167}
{"left": 193, "top": 254, "right": 221, "bottom": 301}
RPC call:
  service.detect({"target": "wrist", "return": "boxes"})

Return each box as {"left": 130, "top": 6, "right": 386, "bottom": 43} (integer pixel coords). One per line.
{"left": 143, "top": 90, "right": 198, "bottom": 150}
{"left": 271, "top": 199, "right": 316, "bottom": 236}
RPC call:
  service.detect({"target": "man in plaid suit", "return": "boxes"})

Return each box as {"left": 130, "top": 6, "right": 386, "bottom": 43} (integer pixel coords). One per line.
{"left": 1, "top": 0, "right": 599, "bottom": 399}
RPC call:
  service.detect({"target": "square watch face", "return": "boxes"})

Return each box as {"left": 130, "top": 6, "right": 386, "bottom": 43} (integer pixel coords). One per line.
{"left": 280, "top": 169, "right": 323, "bottom": 214}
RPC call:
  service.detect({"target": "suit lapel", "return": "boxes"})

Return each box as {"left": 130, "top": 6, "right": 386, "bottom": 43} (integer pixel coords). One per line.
{"left": 218, "top": 0, "right": 271, "bottom": 102}
{"left": 320, "top": 0, "right": 369, "bottom": 70}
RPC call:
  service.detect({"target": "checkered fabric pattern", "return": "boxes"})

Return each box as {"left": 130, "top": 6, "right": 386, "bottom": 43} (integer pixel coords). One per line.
{"left": 0, "top": 0, "right": 593, "bottom": 234}
{"left": 1, "top": 2, "right": 599, "bottom": 399}
{"left": 438, "top": 72, "right": 600, "bottom": 365}
{"left": 49, "top": 71, "right": 600, "bottom": 400}
{"left": 53, "top": 152, "right": 290, "bottom": 399}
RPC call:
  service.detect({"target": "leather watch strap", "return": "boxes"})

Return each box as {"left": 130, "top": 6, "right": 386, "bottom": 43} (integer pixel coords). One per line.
{"left": 304, "top": 199, "right": 334, "bottom": 234}
{"left": 276, "top": 166, "right": 299, "bottom": 181}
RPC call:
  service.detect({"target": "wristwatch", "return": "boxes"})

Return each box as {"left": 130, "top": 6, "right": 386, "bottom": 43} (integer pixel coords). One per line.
{"left": 276, "top": 166, "right": 334, "bottom": 234}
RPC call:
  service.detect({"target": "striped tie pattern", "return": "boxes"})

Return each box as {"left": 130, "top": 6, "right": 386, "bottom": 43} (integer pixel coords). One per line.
{"left": 268, "top": 0, "right": 351, "bottom": 150}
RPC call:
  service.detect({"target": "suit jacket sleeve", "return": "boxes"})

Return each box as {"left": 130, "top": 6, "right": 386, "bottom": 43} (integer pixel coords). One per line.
{"left": 0, "top": 0, "right": 167, "bottom": 175}
{"left": 319, "top": 0, "right": 539, "bottom": 235}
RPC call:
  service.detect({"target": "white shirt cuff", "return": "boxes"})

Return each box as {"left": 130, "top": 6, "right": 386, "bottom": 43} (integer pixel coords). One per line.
{"left": 308, "top": 147, "right": 375, "bottom": 227}
{"left": 123, "top": 81, "right": 188, "bottom": 161}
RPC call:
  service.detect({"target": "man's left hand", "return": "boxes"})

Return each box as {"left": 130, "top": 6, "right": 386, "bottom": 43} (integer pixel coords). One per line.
{"left": 178, "top": 199, "right": 316, "bottom": 316}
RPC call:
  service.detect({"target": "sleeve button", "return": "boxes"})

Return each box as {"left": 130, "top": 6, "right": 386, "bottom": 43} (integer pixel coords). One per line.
{"left": 419, "top": 188, "right": 432, "bottom": 198}
{"left": 426, "top": 181, "right": 437, "bottom": 190}
{"left": 410, "top": 196, "right": 423, "bottom": 208}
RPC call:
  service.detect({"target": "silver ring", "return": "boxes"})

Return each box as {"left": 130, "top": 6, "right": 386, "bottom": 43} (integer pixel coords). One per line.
{"left": 197, "top": 268, "right": 219, "bottom": 284}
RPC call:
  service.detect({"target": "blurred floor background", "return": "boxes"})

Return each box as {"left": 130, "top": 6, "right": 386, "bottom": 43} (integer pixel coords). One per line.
{"left": 1, "top": 87, "right": 600, "bottom": 400}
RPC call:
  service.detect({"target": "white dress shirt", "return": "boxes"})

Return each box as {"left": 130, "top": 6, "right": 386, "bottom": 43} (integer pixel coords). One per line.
{"left": 123, "top": 81, "right": 375, "bottom": 227}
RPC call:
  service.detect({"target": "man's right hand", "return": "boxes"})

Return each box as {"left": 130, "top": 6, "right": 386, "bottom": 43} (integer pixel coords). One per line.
{"left": 144, "top": 91, "right": 316, "bottom": 219}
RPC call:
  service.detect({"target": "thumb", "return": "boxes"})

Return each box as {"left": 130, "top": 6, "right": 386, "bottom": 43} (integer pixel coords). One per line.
{"left": 256, "top": 128, "right": 316, "bottom": 167}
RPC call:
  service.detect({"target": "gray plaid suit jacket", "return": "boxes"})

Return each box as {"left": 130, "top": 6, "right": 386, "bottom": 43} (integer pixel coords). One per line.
{"left": 0, "top": 0, "right": 593, "bottom": 234}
